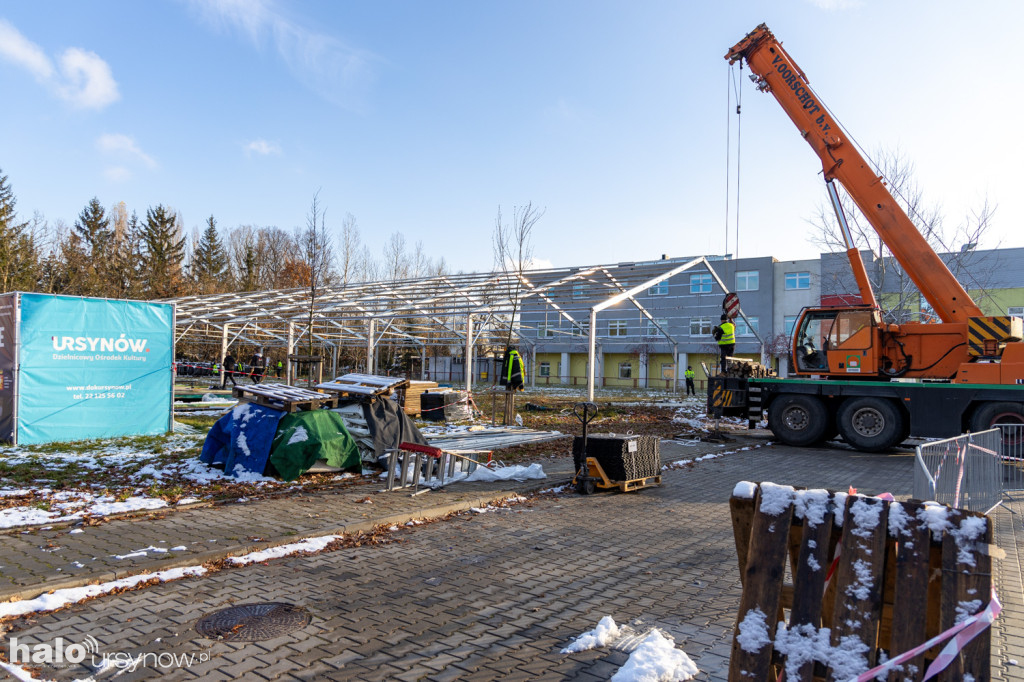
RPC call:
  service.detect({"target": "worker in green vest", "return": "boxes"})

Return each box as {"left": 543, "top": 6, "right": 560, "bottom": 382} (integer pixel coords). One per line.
{"left": 684, "top": 366, "right": 696, "bottom": 395}
{"left": 714, "top": 314, "right": 735, "bottom": 374}
{"left": 275, "top": 360, "right": 283, "bottom": 379}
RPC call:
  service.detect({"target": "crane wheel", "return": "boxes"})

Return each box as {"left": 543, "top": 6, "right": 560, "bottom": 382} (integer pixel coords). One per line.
{"left": 837, "top": 397, "right": 904, "bottom": 453}
{"left": 767, "top": 394, "right": 828, "bottom": 447}
{"left": 969, "top": 402, "right": 1024, "bottom": 447}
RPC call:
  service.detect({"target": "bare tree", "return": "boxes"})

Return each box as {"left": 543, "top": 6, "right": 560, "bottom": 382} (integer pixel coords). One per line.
{"left": 337, "top": 213, "right": 362, "bottom": 286}
{"left": 492, "top": 203, "right": 543, "bottom": 350}
{"left": 298, "top": 190, "right": 336, "bottom": 355}
{"left": 810, "top": 146, "right": 998, "bottom": 322}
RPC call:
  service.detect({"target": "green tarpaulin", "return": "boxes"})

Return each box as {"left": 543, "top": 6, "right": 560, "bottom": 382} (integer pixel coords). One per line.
{"left": 269, "top": 410, "right": 360, "bottom": 481}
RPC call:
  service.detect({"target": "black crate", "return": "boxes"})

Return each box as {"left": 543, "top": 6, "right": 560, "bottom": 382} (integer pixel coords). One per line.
{"left": 420, "top": 392, "right": 460, "bottom": 421}
{"left": 573, "top": 434, "right": 660, "bottom": 481}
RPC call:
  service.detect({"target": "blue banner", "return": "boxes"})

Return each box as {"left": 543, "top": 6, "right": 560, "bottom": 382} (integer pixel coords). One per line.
{"left": 17, "top": 294, "right": 174, "bottom": 445}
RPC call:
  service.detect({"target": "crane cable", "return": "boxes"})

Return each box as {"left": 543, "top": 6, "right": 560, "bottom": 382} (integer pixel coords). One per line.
{"left": 734, "top": 63, "right": 743, "bottom": 261}
{"left": 724, "top": 64, "right": 744, "bottom": 260}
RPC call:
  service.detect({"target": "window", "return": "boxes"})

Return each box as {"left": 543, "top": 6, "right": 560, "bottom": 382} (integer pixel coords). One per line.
{"left": 784, "top": 315, "right": 798, "bottom": 335}
{"left": 608, "top": 320, "right": 628, "bottom": 337}
{"left": 649, "top": 280, "right": 668, "bottom": 296}
{"left": 735, "top": 317, "right": 759, "bottom": 336}
{"left": 571, "top": 323, "right": 589, "bottom": 337}
{"left": 689, "top": 317, "right": 712, "bottom": 336}
{"left": 689, "top": 273, "right": 712, "bottom": 294}
{"left": 573, "top": 283, "right": 586, "bottom": 299}
{"left": 736, "top": 270, "right": 759, "bottom": 292}
{"left": 1009, "top": 306, "right": 1024, "bottom": 317}
{"left": 539, "top": 362, "right": 550, "bottom": 377}
{"left": 643, "top": 318, "right": 669, "bottom": 336}
{"left": 537, "top": 324, "right": 554, "bottom": 338}
{"left": 661, "top": 363, "right": 675, "bottom": 380}
{"left": 618, "top": 362, "right": 632, "bottom": 379}
{"left": 785, "top": 272, "right": 810, "bottom": 290}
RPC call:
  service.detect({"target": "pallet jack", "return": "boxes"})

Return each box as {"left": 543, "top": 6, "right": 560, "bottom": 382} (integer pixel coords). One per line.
{"left": 570, "top": 402, "right": 661, "bottom": 495}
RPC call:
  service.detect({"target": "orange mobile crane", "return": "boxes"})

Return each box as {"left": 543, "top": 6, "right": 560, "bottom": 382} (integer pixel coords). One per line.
{"left": 710, "top": 24, "right": 1024, "bottom": 451}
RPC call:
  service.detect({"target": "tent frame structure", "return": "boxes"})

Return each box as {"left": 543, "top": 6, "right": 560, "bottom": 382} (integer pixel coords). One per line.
{"left": 167, "top": 256, "right": 760, "bottom": 399}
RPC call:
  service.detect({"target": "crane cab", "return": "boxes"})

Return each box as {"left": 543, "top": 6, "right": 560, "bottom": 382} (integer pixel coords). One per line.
{"left": 791, "top": 307, "right": 881, "bottom": 377}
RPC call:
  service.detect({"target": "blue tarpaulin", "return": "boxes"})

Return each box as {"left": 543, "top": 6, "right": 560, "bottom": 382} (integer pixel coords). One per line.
{"left": 199, "top": 402, "right": 286, "bottom": 478}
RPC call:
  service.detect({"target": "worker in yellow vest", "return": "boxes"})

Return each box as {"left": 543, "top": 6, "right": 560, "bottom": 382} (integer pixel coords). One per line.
{"left": 714, "top": 314, "right": 735, "bottom": 374}
{"left": 684, "top": 366, "right": 696, "bottom": 395}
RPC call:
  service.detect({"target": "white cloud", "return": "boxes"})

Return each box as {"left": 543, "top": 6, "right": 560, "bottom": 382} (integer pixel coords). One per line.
{"left": 0, "top": 19, "right": 54, "bottom": 81}
{"left": 97, "top": 134, "right": 158, "bottom": 170}
{"left": 55, "top": 48, "right": 119, "bottom": 110}
{"left": 0, "top": 19, "right": 119, "bottom": 109}
{"left": 245, "top": 139, "right": 282, "bottom": 156}
{"left": 187, "top": 0, "right": 378, "bottom": 111}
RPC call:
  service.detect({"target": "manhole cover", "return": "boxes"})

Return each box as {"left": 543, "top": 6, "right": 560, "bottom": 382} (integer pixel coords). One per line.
{"left": 195, "top": 603, "right": 311, "bottom": 641}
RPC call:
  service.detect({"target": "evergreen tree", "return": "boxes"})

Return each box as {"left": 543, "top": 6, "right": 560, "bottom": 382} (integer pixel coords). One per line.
{"left": 191, "top": 215, "right": 228, "bottom": 293}
{"left": 74, "top": 197, "right": 110, "bottom": 258}
{"left": 140, "top": 204, "right": 186, "bottom": 298}
{"left": 72, "top": 197, "right": 111, "bottom": 295}
{"left": 0, "top": 168, "right": 40, "bottom": 292}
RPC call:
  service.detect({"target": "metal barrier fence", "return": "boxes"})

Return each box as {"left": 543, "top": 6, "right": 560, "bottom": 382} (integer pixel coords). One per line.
{"left": 914, "top": 428, "right": 1003, "bottom": 513}
{"left": 998, "top": 423, "right": 1024, "bottom": 494}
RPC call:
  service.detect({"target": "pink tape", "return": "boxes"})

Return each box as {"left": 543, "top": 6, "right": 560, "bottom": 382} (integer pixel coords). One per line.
{"left": 851, "top": 589, "right": 1001, "bottom": 681}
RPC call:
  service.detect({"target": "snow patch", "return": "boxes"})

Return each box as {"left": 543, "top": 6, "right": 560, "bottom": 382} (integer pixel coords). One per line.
{"left": 733, "top": 481, "right": 757, "bottom": 499}
{"left": 611, "top": 629, "right": 699, "bottom": 681}
{"left": 228, "top": 535, "right": 343, "bottom": 566}
{"left": 287, "top": 425, "right": 310, "bottom": 445}
{"left": 736, "top": 607, "right": 771, "bottom": 653}
{"left": 758, "top": 483, "right": 794, "bottom": 517}
{"left": 0, "top": 566, "right": 207, "bottom": 618}
{"left": 562, "top": 615, "right": 621, "bottom": 653}
{"left": 793, "top": 489, "right": 830, "bottom": 527}
{"left": 849, "top": 498, "right": 882, "bottom": 538}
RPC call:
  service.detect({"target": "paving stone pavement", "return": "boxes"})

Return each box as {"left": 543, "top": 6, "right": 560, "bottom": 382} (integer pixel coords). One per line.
{"left": 3, "top": 439, "right": 1022, "bottom": 681}
{"left": 0, "top": 435, "right": 761, "bottom": 602}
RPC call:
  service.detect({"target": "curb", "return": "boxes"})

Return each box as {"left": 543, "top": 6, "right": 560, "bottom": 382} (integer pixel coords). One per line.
{"left": 0, "top": 482, "right": 555, "bottom": 605}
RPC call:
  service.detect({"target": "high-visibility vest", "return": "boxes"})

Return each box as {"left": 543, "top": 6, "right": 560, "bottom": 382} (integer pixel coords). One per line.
{"left": 277, "top": 361, "right": 283, "bottom": 369}
{"left": 718, "top": 322, "right": 735, "bottom": 345}
{"left": 684, "top": 369, "right": 695, "bottom": 379}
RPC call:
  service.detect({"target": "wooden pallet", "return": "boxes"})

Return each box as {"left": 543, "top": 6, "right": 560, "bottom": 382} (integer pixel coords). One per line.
{"left": 404, "top": 380, "right": 439, "bottom": 416}
{"left": 728, "top": 482, "right": 993, "bottom": 681}
{"left": 316, "top": 373, "right": 410, "bottom": 400}
{"left": 232, "top": 383, "right": 339, "bottom": 413}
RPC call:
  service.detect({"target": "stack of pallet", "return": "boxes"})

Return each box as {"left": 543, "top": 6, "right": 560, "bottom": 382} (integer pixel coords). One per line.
{"left": 404, "top": 380, "right": 439, "bottom": 417}
{"left": 231, "top": 383, "right": 339, "bottom": 412}
{"left": 316, "top": 373, "right": 409, "bottom": 400}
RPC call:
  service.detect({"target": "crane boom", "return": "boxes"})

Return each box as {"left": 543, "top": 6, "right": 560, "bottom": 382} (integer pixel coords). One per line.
{"left": 726, "top": 24, "right": 982, "bottom": 323}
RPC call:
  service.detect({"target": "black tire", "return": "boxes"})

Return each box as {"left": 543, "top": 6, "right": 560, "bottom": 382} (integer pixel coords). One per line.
{"left": 969, "top": 401, "right": 1024, "bottom": 432}
{"left": 836, "top": 397, "right": 905, "bottom": 453}
{"left": 969, "top": 402, "right": 1024, "bottom": 448}
{"left": 767, "top": 394, "right": 828, "bottom": 447}
{"left": 576, "top": 477, "right": 596, "bottom": 495}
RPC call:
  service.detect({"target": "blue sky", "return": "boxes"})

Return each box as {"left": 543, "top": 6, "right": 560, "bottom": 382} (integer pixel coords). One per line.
{"left": 2, "top": 0, "right": 1022, "bottom": 274}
